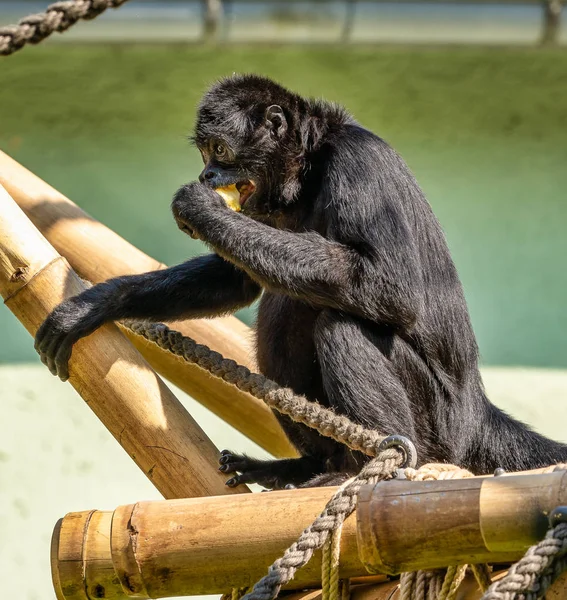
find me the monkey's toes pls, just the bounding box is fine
[218,451,249,474]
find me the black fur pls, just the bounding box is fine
[35,74,567,488]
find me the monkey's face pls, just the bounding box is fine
[192,75,302,221]
[196,137,260,214]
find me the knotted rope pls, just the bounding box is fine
[122,321,406,600]
[398,464,489,600]
[0,0,130,56]
[242,449,403,600]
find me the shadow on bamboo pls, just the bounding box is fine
[0,183,248,506]
[0,149,296,458]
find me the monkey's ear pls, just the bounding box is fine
[265,105,287,137]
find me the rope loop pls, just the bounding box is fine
[378,435,418,469]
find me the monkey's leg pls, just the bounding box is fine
[218,451,326,489]
[313,310,418,464]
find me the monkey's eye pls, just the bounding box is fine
[214,143,227,158]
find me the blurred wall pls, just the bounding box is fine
[1,46,566,367]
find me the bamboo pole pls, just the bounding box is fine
[0,150,296,458]
[51,470,567,599]
[0,183,247,501]
[357,469,567,574]
[51,487,362,598]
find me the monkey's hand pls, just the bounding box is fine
[34,296,106,382]
[171,182,230,239]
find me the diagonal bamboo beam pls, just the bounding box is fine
[0,150,296,458]
[0,183,248,504]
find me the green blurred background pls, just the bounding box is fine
[2,45,567,367]
[1,2,567,599]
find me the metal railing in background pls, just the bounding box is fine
[221,0,564,46]
[0,0,564,46]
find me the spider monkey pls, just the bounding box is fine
[35,74,567,489]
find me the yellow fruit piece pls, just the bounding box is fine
[215,184,241,212]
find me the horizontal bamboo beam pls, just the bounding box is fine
[51,470,567,599]
[51,487,363,598]
[0,183,245,502]
[357,469,567,574]
[0,150,296,458]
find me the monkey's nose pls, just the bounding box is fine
[199,169,218,184]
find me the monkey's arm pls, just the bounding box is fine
[172,183,421,329]
[35,254,260,380]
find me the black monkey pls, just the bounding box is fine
[35,75,567,488]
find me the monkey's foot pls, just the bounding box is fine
[218,450,293,490]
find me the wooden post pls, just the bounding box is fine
[202,0,224,42]
[541,0,563,46]
[0,183,246,500]
[51,470,567,599]
[0,150,296,458]
[342,0,356,42]
[357,469,567,574]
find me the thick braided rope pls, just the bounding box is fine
[0,0,130,56]
[438,565,467,600]
[124,321,388,457]
[471,564,494,593]
[241,450,403,600]
[404,463,474,481]
[480,523,567,600]
[321,507,346,600]
[400,570,444,600]
[400,572,419,600]
[399,465,485,600]
[427,572,443,600]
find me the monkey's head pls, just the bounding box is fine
[193,74,309,219]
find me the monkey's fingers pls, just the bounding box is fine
[35,321,62,376]
[34,316,53,354]
[224,471,267,487]
[36,334,72,381]
[43,334,64,378]
[52,341,74,382]
[35,319,78,381]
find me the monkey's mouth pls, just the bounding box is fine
[236,180,256,206]
[214,180,256,212]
